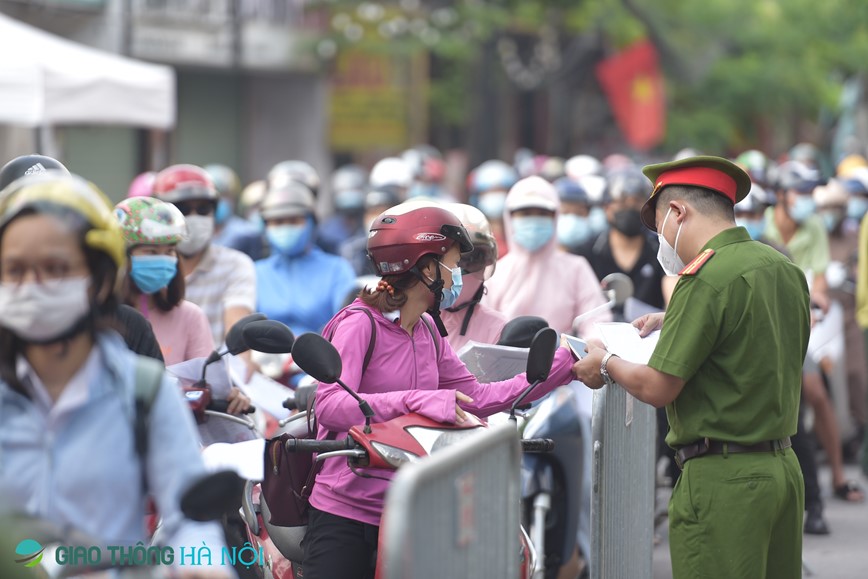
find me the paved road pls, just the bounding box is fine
[652,463,868,578]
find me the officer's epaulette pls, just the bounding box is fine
[679,248,715,276]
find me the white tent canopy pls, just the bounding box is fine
[0,13,175,130]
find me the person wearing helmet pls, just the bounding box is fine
[206,163,265,262]
[317,164,369,255]
[576,173,610,238]
[469,160,519,258]
[0,154,69,191]
[403,145,450,200]
[267,160,320,197]
[564,154,603,181]
[255,181,356,339]
[339,185,404,276]
[153,164,257,350]
[586,167,668,311]
[483,176,612,337]
[735,149,773,189]
[303,204,580,579]
[553,177,594,252]
[0,172,230,575]
[437,203,507,351]
[765,160,830,310]
[238,179,268,228]
[1,156,165,361]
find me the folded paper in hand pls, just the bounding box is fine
[595,322,661,365]
[458,341,529,383]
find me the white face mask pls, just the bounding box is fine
[656,207,686,276]
[0,277,91,342]
[177,215,214,256]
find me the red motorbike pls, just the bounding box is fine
[229,328,558,579]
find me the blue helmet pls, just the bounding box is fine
[553,177,589,204]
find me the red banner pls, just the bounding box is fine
[595,40,666,151]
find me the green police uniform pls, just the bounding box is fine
[649,226,811,579]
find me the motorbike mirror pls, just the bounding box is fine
[526,327,558,383]
[601,272,634,308]
[225,313,267,355]
[242,320,295,354]
[292,333,343,384]
[497,316,550,349]
[180,470,245,522]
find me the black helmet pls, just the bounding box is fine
[0,154,70,192]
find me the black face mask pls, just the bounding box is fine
[611,208,644,237]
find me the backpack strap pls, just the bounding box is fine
[133,355,165,495]
[420,315,441,360]
[325,306,377,375]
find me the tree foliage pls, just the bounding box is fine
[315,0,868,156]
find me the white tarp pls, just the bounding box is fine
[0,13,175,129]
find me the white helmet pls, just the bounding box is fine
[565,155,603,180]
[445,202,497,279]
[369,157,414,189]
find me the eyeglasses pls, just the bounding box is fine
[1,259,89,286]
[174,202,214,216]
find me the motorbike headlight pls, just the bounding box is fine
[405,426,485,455]
[371,442,421,468]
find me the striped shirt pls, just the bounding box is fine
[184,244,256,347]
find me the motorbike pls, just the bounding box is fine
[201,326,561,579]
[512,273,633,579]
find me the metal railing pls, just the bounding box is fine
[380,423,522,579]
[590,383,656,579]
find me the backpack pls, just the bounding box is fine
[261,307,439,526]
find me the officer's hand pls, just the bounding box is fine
[455,391,474,423]
[633,312,665,337]
[571,344,607,389]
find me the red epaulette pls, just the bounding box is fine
[678,248,715,276]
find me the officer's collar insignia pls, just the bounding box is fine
[679,248,715,276]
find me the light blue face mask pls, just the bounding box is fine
[266,221,313,257]
[557,213,592,248]
[735,218,765,240]
[130,255,178,294]
[477,192,507,220]
[436,261,463,309]
[788,195,816,224]
[588,206,609,235]
[848,197,868,221]
[215,199,232,226]
[512,215,555,252]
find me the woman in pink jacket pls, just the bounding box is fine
[303,204,578,579]
[483,176,612,337]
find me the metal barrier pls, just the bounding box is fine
[590,383,656,579]
[380,423,522,579]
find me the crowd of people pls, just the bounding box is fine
[0,140,866,578]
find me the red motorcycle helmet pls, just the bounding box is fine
[152,164,217,204]
[367,204,473,276]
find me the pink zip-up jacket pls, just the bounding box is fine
[308,298,575,526]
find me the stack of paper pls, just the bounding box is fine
[595,322,661,365]
[457,341,529,383]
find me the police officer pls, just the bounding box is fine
[572,156,810,578]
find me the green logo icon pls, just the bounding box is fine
[15,539,44,567]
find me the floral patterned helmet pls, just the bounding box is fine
[114,197,187,248]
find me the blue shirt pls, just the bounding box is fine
[0,332,226,555]
[255,247,358,336]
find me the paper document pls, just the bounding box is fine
[458,341,529,383]
[201,439,265,482]
[227,354,294,420]
[596,322,661,365]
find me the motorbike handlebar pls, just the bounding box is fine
[207,399,257,414]
[285,438,356,453]
[521,438,555,453]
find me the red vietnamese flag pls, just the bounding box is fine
[595,40,666,151]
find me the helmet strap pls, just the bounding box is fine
[411,262,449,337]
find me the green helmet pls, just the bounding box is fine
[114,197,187,247]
